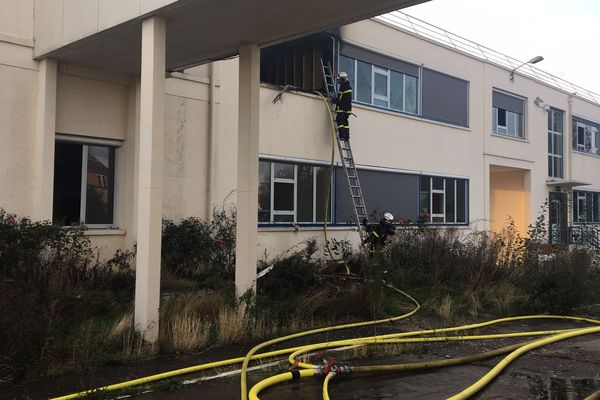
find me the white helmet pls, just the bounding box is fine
[337,72,348,80]
[383,212,394,222]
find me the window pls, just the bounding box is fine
[421,68,469,126]
[548,108,564,178]
[573,190,600,223]
[260,34,336,91]
[339,54,418,114]
[572,117,600,156]
[53,141,116,227]
[419,176,469,224]
[492,90,524,139]
[335,168,419,224]
[258,160,332,224]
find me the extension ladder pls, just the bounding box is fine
[320,59,369,240]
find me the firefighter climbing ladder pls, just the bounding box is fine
[320,60,368,240]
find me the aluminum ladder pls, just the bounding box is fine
[320,59,369,240]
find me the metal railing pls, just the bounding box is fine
[375,11,600,106]
[568,225,600,251]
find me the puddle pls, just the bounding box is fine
[526,374,600,400]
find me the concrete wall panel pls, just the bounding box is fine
[56,72,129,140]
[63,0,99,44]
[0,0,34,39]
[0,65,38,216]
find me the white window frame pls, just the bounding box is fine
[574,121,598,154]
[576,191,587,223]
[262,161,333,224]
[548,108,564,178]
[372,66,390,108]
[430,177,446,223]
[271,163,296,223]
[53,137,119,229]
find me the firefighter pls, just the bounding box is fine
[332,72,352,140]
[363,212,396,253]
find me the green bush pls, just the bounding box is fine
[161,207,236,294]
[0,209,135,381]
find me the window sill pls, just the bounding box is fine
[572,149,600,159]
[258,224,355,232]
[84,228,126,236]
[490,133,529,143]
[353,102,471,132]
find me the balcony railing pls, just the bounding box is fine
[375,11,600,106]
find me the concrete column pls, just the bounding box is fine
[33,58,57,221]
[235,44,260,299]
[134,16,165,343]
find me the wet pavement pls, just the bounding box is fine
[4,318,600,399]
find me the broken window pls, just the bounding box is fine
[260,33,336,92]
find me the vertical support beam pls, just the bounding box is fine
[135,16,165,343]
[33,58,57,221]
[235,44,260,299]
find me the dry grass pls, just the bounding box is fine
[435,294,454,321]
[167,310,211,353]
[217,306,245,345]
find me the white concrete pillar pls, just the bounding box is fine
[134,16,166,343]
[33,58,57,221]
[235,44,260,299]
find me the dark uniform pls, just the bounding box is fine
[363,218,396,253]
[332,79,352,140]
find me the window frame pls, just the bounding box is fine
[339,55,419,116]
[547,107,564,178]
[259,159,333,225]
[491,90,525,139]
[54,137,119,228]
[572,118,599,156]
[420,175,469,225]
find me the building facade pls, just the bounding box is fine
[2,0,599,336]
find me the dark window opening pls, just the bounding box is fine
[260,33,336,92]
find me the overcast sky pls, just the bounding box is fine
[402,0,600,95]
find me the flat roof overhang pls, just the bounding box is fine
[546,179,592,188]
[37,0,428,75]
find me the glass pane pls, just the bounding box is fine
[516,113,523,138]
[507,111,516,136]
[273,214,294,223]
[419,176,430,222]
[547,109,552,130]
[432,192,444,215]
[53,142,83,226]
[390,71,404,111]
[596,129,600,155]
[445,178,455,223]
[547,132,553,154]
[297,165,313,222]
[432,216,445,223]
[456,180,466,223]
[432,177,444,190]
[374,71,387,97]
[85,146,115,225]
[315,166,332,222]
[258,161,271,222]
[339,56,355,97]
[548,157,553,177]
[273,162,294,179]
[497,108,507,127]
[273,182,294,211]
[404,75,417,114]
[356,61,372,103]
[554,110,563,133]
[554,157,563,179]
[492,107,498,132]
[374,98,388,107]
[554,134,563,156]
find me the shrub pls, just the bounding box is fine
[161,207,236,294]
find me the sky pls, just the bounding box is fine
[402,0,600,95]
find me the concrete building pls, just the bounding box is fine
[2,1,600,339]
